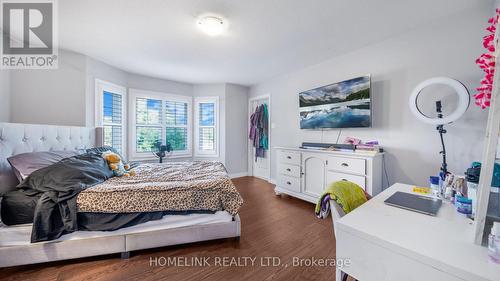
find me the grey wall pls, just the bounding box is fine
[128,73,193,97]
[191,83,250,175]
[9,50,195,128]
[10,50,87,126]
[85,56,129,127]
[84,57,194,127]
[249,7,490,187]
[6,51,248,174]
[225,84,249,175]
[0,70,10,122]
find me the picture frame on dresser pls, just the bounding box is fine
[274,147,383,203]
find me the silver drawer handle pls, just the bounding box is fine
[287,156,292,159]
[341,163,349,167]
[286,168,291,172]
[286,181,291,185]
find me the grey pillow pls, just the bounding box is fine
[7,150,80,182]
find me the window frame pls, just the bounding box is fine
[129,89,192,161]
[194,96,219,157]
[95,79,127,157]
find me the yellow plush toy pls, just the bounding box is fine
[102,151,136,177]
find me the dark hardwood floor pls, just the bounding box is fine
[0,177,339,281]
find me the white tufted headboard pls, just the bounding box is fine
[0,123,95,194]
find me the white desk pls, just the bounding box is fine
[335,183,500,281]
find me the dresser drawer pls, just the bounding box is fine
[327,156,366,175]
[278,163,301,178]
[277,175,301,193]
[326,171,366,190]
[278,150,301,165]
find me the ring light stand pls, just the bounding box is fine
[436,100,448,175]
[409,77,470,177]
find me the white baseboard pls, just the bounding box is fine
[229,172,248,179]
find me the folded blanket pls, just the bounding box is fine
[315,181,367,219]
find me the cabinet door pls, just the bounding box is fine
[301,152,327,197]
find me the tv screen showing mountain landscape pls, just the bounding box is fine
[299,75,371,129]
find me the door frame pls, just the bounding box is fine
[248,94,271,182]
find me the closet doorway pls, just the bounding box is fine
[248,95,271,182]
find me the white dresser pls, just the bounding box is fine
[275,147,384,203]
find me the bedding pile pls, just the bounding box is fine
[14,152,243,243]
[18,153,114,242]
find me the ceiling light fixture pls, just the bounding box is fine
[197,15,226,36]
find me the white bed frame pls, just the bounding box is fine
[0,122,241,268]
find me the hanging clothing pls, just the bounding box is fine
[249,103,269,161]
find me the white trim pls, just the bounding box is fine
[248,94,272,182]
[94,79,127,157]
[129,89,192,161]
[194,96,219,157]
[274,186,317,204]
[229,172,248,179]
[249,94,271,101]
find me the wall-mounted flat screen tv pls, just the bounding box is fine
[299,75,371,129]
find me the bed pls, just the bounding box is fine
[0,122,242,268]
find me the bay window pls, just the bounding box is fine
[129,89,192,160]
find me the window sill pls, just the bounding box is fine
[194,154,220,158]
[130,153,193,162]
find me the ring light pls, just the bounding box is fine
[409,77,470,125]
[409,77,470,178]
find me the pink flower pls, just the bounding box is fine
[475,10,500,109]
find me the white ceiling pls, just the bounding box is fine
[59,0,485,86]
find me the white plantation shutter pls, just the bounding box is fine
[103,125,122,152]
[165,101,189,151]
[198,103,215,150]
[96,80,126,155]
[199,127,215,150]
[195,97,218,156]
[135,98,162,152]
[103,92,123,152]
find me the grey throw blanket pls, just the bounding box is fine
[18,153,113,243]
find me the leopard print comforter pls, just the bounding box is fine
[76,161,243,215]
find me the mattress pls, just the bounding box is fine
[0,190,39,225]
[0,190,216,232]
[0,211,233,246]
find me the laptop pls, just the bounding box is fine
[384,191,442,216]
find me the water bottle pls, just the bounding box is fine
[430,176,440,197]
[467,182,478,217]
